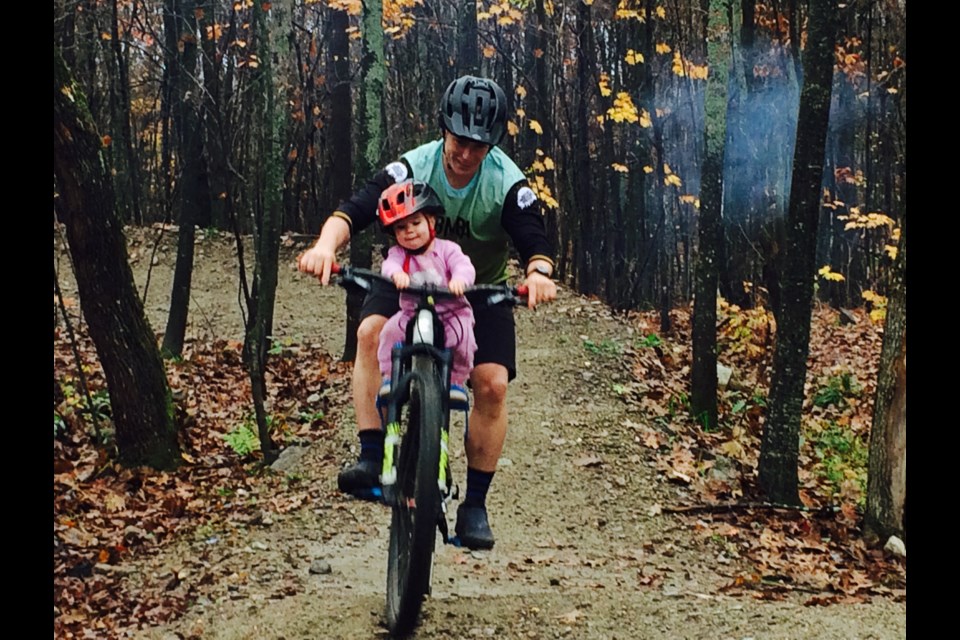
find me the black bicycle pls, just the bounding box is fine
[332,264,526,637]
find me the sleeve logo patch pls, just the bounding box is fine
[517,186,537,209]
[385,162,408,182]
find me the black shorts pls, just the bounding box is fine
[360,286,517,381]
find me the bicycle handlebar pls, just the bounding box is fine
[331,263,528,308]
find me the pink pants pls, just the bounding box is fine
[378,306,477,385]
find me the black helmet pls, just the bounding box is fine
[438,75,508,146]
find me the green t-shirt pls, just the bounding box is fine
[401,140,526,284]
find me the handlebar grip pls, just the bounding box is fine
[331,263,341,275]
[516,285,529,297]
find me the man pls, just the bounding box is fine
[298,75,556,550]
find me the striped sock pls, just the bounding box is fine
[464,467,494,508]
[358,429,384,463]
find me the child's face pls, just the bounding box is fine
[392,213,433,251]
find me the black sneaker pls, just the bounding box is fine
[455,503,495,550]
[337,459,382,501]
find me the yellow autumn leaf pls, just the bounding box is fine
[639,109,652,128]
[596,114,605,125]
[861,290,886,305]
[611,163,629,173]
[507,121,520,136]
[817,265,845,282]
[887,87,898,94]
[663,163,673,174]
[532,175,560,209]
[543,157,555,170]
[643,165,654,174]
[656,6,666,19]
[516,85,527,99]
[884,244,898,260]
[689,62,709,80]
[531,160,545,172]
[664,174,682,188]
[598,73,612,97]
[625,49,644,65]
[516,107,526,118]
[679,195,697,204]
[656,42,671,54]
[529,120,543,135]
[606,92,639,123]
[101,31,112,40]
[483,44,496,58]
[672,51,686,77]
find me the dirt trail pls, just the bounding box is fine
[88,232,904,640]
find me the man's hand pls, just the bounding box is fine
[392,272,411,290]
[298,243,337,284]
[522,271,557,309]
[297,216,350,285]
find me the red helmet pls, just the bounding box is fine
[378,179,443,228]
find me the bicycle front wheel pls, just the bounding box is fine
[385,356,443,637]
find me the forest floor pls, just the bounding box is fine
[53,227,906,639]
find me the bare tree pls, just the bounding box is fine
[759,0,838,504]
[55,48,180,470]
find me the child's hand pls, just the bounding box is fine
[392,272,411,290]
[448,278,466,296]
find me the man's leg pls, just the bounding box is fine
[455,363,509,549]
[337,313,389,498]
[354,314,389,430]
[465,363,509,471]
[455,301,515,550]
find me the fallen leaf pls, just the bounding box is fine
[556,609,584,624]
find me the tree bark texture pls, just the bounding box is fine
[54,50,180,470]
[690,0,729,432]
[163,0,204,358]
[573,1,596,295]
[759,0,837,505]
[457,0,478,77]
[343,0,385,362]
[865,215,906,541]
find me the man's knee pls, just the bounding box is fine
[471,365,509,408]
[357,315,387,352]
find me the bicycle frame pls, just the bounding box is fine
[331,263,525,636]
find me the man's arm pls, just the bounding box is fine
[297,160,411,284]
[500,182,557,308]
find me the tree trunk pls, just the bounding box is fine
[690,0,728,432]
[343,0,385,362]
[458,0,478,77]
[54,49,180,470]
[241,0,287,463]
[573,1,595,295]
[110,0,143,224]
[864,212,906,542]
[163,0,205,358]
[759,0,837,505]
